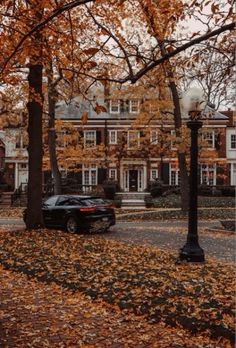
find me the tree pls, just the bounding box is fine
[0,0,235,226]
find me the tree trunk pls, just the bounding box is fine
[47,61,62,195]
[26,62,44,228]
[25,4,44,229]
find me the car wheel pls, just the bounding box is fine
[66,216,78,233]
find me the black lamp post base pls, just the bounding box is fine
[179,244,205,262]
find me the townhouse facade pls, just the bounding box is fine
[54,87,232,193]
[0,86,234,194]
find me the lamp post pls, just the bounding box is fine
[179,88,206,262]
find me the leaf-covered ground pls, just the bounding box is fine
[0,228,235,347]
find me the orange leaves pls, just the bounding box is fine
[81,111,88,125]
[83,47,100,55]
[94,103,107,114]
[0,225,235,346]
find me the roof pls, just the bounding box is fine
[55,97,229,122]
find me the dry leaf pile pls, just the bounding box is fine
[0,228,235,347]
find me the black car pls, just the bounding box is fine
[24,195,116,233]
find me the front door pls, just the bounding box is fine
[129,170,138,191]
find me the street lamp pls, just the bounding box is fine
[179,87,206,262]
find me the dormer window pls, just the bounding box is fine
[110,100,120,114]
[129,100,139,113]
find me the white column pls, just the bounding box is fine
[120,163,123,190]
[143,163,147,191]
[14,162,19,189]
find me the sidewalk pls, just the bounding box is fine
[0,265,234,348]
[0,228,235,347]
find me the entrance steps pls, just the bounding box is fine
[115,192,150,209]
[0,192,13,207]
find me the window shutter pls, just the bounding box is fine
[214,133,221,150]
[162,163,169,184]
[120,100,125,113]
[98,168,107,184]
[96,130,102,145]
[216,166,224,185]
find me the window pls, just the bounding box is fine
[109,168,117,180]
[129,100,139,113]
[170,163,179,186]
[109,130,117,144]
[230,134,236,149]
[110,100,120,114]
[201,164,216,185]
[150,130,158,145]
[128,130,140,149]
[202,131,215,148]
[15,133,26,149]
[84,131,96,147]
[19,163,27,169]
[171,130,176,149]
[82,164,97,191]
[150,169,158,180]
[44,196,58,207]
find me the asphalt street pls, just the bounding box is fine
[0,219,234,263]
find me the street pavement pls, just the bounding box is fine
[0,218,234,263]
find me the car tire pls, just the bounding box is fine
[66,216,78,233]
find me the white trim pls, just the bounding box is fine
[230,162,236,186]
[109,168,117,180]
[200,163,216,185]
[202,130,215,149]
[82,164,97,191]
[109,100,120,114]
[109,130,117,144]
[128,130,140,149]
[150,168,158,180]
[150,130,158,145]
[129,100,139,113]
[84,130,96,147]
[230,134,236,150]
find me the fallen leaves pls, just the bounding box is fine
[0,228,235,347]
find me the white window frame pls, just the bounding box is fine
[15,133,26,149]
[82,164,97,191]
[150,169,158,181]
[150,130,158,145]
[169,163,179,186]
[129,100,139,113]
[109,130,117,144]
[230,134,236,149]
[128,130,140,149]
[110,100,120,114]
[84,130,96,148]
[109,168,117,181]
[200,164,216,185]
[202,130,215,148]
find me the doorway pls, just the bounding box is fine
[129,170,138,191]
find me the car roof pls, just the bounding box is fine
[46,195,103,200]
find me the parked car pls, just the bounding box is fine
[23,195,116,233]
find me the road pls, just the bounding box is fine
[0,218,234,263]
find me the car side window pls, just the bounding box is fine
[44,196,58,206]
[57,197,70,206]
[68,198,82,206]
